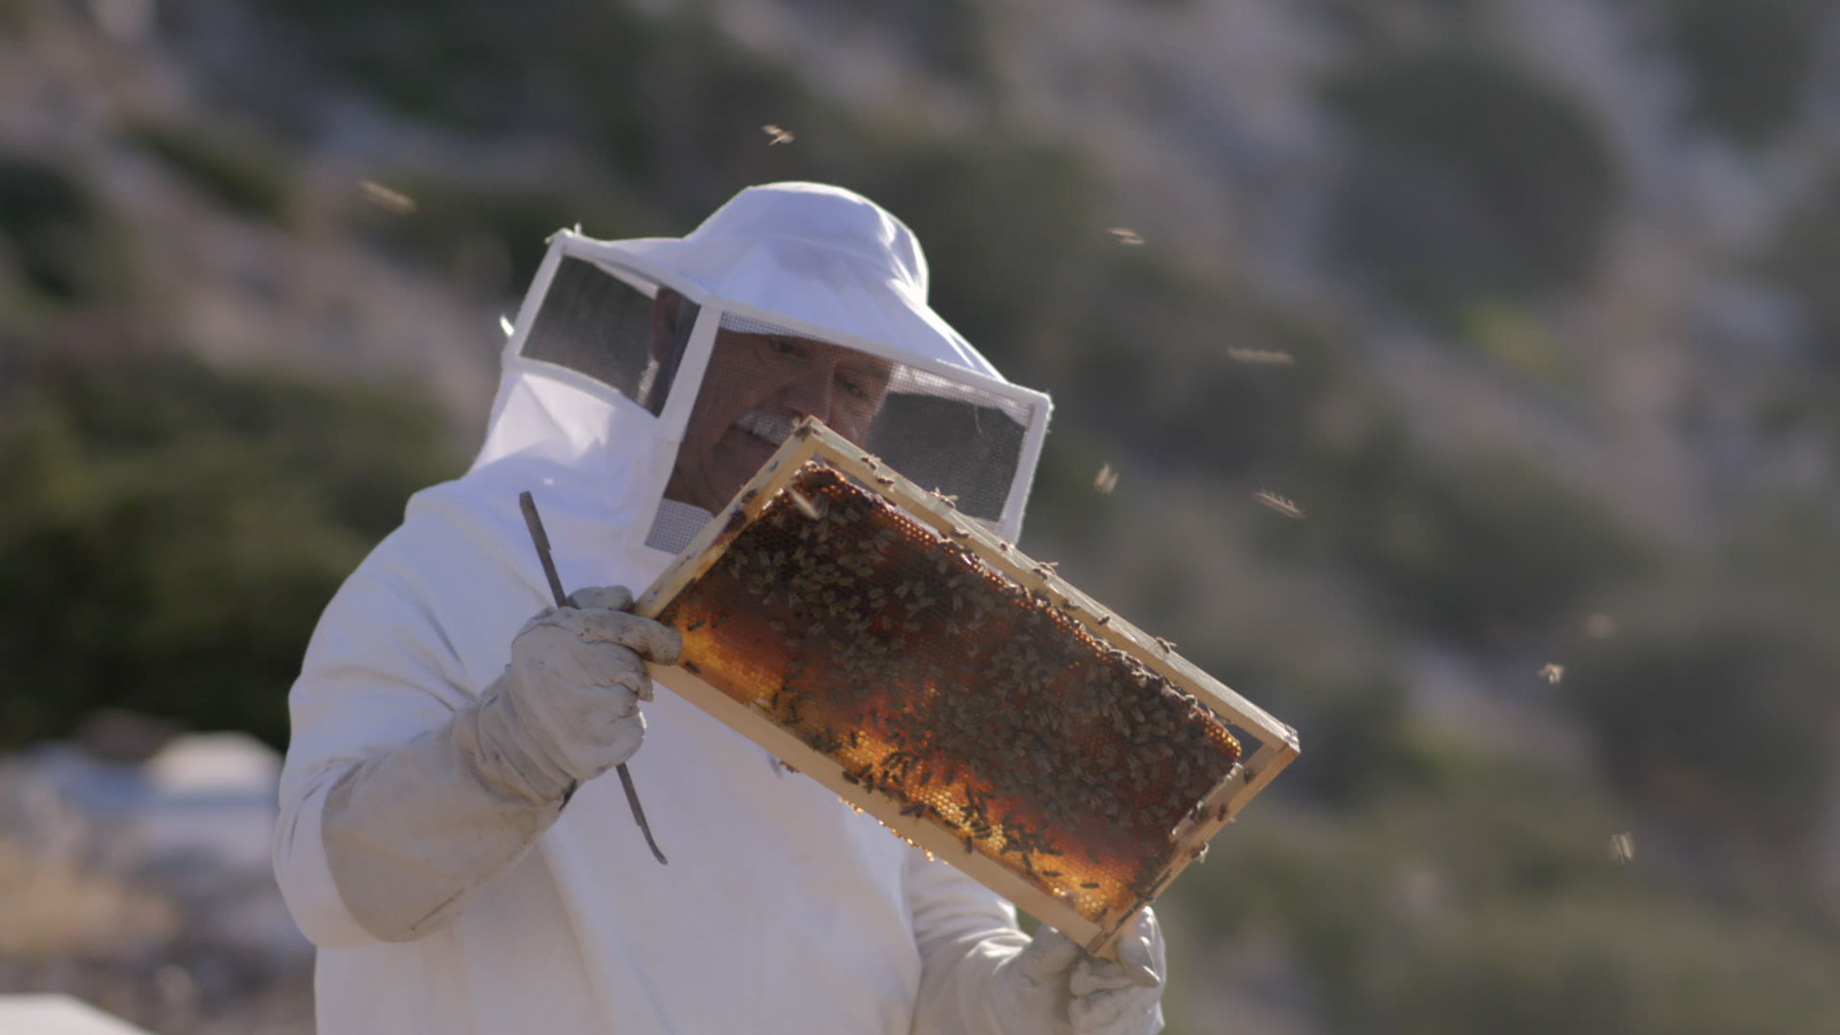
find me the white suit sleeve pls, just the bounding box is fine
[906,848,1030,1035]
[272,532,523,948]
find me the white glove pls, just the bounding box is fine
[481,585,681,801]
[320,586,679,941]
[991,911,1167,1035]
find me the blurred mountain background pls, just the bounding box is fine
[4,0,1840,1031]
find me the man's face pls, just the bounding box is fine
[665,326,893,513]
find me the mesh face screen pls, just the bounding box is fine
[656,461,1242,920]
[697,313,1030,525]
[520,257,694,413]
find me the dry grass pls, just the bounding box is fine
[0,838,179,960]
[0,757,313,1034]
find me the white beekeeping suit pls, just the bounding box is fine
[272,182,1165,1034]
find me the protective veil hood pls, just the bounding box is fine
[458,181,1051,582]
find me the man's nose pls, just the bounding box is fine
[783,359,838,421]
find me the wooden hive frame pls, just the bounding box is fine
[636,418,1299,955]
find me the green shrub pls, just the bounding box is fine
[1263,419,1651,647]
[1172,747,1641,1029]
[123,121,292,223]
[1024,248,1350,484]
[1454,297,1577,388]
[0,0,30,32]
[353,174,664,300]
[1382,896,1840,1034]
[1322,49,1621,308]
[851,132,1108,377]
[1171,743,1840,1035]
[0,348,460,748]
[0,153,129,303]
[265,0,547,130]
[1767,169,1840,393]
[1566,574,1840,847]
[1666,0,1825,146]
[267,0,838,195]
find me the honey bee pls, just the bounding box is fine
[1093,463,1120,495]
[1608,832,1636,864]
[786,487,821,520]
[1226,347,1295,366]
[1252,490,1304,520]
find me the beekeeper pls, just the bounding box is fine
[273,182,1168,1034]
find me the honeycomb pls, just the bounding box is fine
[656,461,1242,921]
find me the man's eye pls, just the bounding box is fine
[839,378,868,400]
[769,339,804,358]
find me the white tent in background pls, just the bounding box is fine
[0,994,154,1034]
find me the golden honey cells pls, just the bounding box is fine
[658,462,1242,921]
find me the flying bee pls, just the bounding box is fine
[786,487,821,520]
[1252,489,1304,520]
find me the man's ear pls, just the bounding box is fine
[651,287,684,365]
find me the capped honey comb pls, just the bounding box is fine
[639,419,1297,953]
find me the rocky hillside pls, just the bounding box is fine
[6,1,1840,1031]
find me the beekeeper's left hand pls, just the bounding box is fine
[991,910,1165,1034]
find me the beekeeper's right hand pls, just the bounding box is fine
[481,585,682,802]
[318,586,679,943]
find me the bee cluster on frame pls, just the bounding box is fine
[659,461,1243,921]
